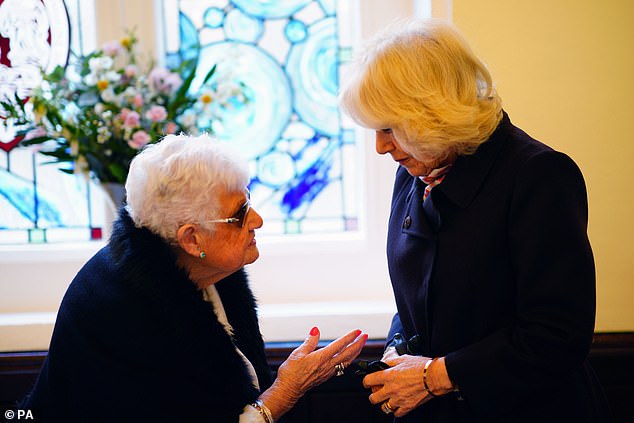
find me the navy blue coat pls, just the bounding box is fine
[22,210,273,422]
[386,113,609,422]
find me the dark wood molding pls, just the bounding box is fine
[1,333,633,422]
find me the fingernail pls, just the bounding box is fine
[362,334,369,342]
[310,326,319,336]
[354,329,362,337]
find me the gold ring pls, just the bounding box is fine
[381,401,394,414]
[334,362,345,376]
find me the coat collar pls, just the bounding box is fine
[436,111,511,208]
[109,208,197,301]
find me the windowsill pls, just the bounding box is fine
[0,241,106,262]
[0,300,396,352]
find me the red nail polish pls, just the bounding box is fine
[362,334,369,341]
[310,326,319,336]
[354,329,362,337]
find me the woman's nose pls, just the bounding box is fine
[248,207,264,230]
[375,132,394,155]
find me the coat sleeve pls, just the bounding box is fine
[443,150,596,418]
[386,313,404,349]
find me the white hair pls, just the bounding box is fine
[125,133,249,243]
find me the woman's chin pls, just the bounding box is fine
[244,248,260,266]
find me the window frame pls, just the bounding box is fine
[0,0,435,351]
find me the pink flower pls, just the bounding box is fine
[128,130,151,149]
[148,67,170,92]
[164,73,183,93]
[102,41,122,57]
[145,105,167,122]
[123,111,140,129]
[165,122,178,134]
[148,67,183,94]
[119,107,132,121]
[124,64,138,78]
[132,94,143,108]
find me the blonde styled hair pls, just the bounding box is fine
[125,133,249,243]
[340,19,502,159]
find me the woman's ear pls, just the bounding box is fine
[176,224,201,257]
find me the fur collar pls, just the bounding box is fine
[108,208,272,390]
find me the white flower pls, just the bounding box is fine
[88,56,113,74]
[100,88,116,103]
[104,71,121,82]
[179,112,197,129]
[97,126,111,144]
[84,73,97,86]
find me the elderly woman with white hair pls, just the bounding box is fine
[340,19,609,422]
[21,134,367,421]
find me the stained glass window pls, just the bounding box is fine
[159,0,359,235]
[0,0,106,244]
[0,0,359,244]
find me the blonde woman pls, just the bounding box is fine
[340,19,609,422]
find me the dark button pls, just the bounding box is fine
[403,216,412,229]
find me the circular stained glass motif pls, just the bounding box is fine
[258,151,295,187]
[286,17,338,136]
[189,42,292,160]
[203,7,224,28]
[224,8,262,42]
[231,0,311,19]
[285,19,307,43]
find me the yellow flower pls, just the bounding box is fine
[120,37,133,49]
[97,80,109,91]
[200,92,213,104]
[32,102,46,124]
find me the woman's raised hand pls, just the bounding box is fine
[259,327,367,419]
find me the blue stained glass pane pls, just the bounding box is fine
[190,42,292,159]
[224,8,263,42]
[179,12,199,62]
[231,0,312,19]
[287,18,339,136]
[162,0,357,235]
[0,0,108,244]
[318,0,337,16]
[257,151,295,188]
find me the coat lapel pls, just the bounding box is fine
[437,112,510,209]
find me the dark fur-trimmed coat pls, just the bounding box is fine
[22,210,273,422]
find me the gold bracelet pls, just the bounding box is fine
[423,358,438,397]
[251,399,274,423]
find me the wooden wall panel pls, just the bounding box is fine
[1,335,632,422]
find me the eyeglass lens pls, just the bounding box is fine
[235,201,250,228]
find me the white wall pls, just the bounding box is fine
[0,0,427,352]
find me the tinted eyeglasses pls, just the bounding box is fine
[206,192,251,228]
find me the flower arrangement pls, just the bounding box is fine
[0,32,247,184]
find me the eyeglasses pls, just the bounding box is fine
[206,192,251,228]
